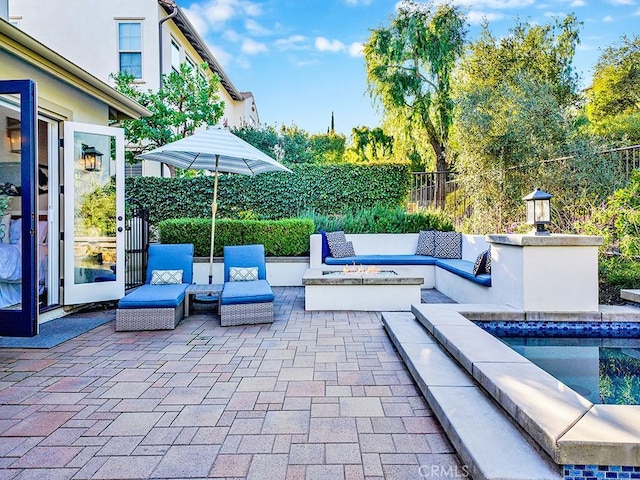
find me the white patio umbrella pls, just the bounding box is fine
[136,127,292,283]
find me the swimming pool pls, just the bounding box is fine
[476,321,640,405]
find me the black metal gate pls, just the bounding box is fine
[124,198,149,290]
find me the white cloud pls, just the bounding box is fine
[348,42,364,57]
[241,38,268,55]
[315,37,346,53]
[544,10,566,17]
[208,44,233,68]
[635,7,640,13]
[577,43,597,51]
[608,0,635,4]
[203,0,235,24]
[183,5,210,36]
[245,19,271,36]
[275,35,308,51]
[445,0,535,8]
[222,29,241,43]
[467,10,504,24]
[185,0,264,32]
[602,15,614,21]
[570,0,587,6]
[344,0,373,5]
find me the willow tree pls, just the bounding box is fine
[364,0,466,208]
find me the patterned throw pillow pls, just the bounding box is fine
[485,248,491,274]
[325,230,347,257]
[434,231,462,259]
[415,230,435,256]
[473,250,489,276]
[326,231,354,258]
[150,269,183,285]
[229,266,259,282]
[329,241,356,258]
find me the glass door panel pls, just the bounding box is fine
[63,122,125,304]
[0,80,38,337]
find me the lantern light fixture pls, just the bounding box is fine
[81,143,103,171]
[6,117,20,153]
[523,187,552,236]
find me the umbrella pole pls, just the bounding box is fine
[209,154,220,284]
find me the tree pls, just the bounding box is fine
[349,126,394,162]
[364,0,466,208]
[309,132,346,163]
[233,124,347,164]
[112,62,225,165]
[585,35,640,142]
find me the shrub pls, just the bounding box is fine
[158,217,314,257]
[575,170,640,258]
[600,256,640,289]
[125,162,411,225]
[303,206,453,233]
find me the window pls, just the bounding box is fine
[118,22,142,79]
[185,55,197,76]
[171,39,180,72]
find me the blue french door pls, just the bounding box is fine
[0,80,38,337]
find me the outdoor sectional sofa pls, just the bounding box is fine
[309,232,492,303]
[116,243,194,331]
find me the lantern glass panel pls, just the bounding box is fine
[526,201,535,224]
[535,199,550,223]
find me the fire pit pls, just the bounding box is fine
[302,266,424,311]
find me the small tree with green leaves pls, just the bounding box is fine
[451,16,590,233]
[112,62,225,165]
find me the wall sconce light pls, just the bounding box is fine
[523,187,552,236]
[6,117,21,153]
[81,143,103,171]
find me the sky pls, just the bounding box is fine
[181,0,640,136]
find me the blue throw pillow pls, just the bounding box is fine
[319,230,331,262]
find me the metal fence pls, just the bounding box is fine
[124,198,149,290]
[410,144,640,223]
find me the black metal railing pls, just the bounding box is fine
[410,144,640,225]
[124,198,149,290]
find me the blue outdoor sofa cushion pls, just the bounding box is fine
[118,283,188,309]
[324,254,438,266]
[221,279,275,305]
[435,259,492,287]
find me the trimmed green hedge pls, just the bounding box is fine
[158,217,314,257]
[126,163,411,224]
[306,206,453,233]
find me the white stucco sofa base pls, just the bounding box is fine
[310,233,603,313]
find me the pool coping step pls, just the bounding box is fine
[396,304,640,469]
[382,311,562,480]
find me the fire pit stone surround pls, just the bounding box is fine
[302,266,424,311]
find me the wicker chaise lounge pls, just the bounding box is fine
[220,244,275,327]
[116,243,194,331]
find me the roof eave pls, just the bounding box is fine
[161,3,245,102]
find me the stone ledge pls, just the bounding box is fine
[410,302,640,466]
[621,289,640,304]
[473,362,592,461]
[383,312,562,480]
[486,234,604,247]
[487,233,603,247]
[557,405,640,466]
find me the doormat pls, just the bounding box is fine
[0,316,113,349]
